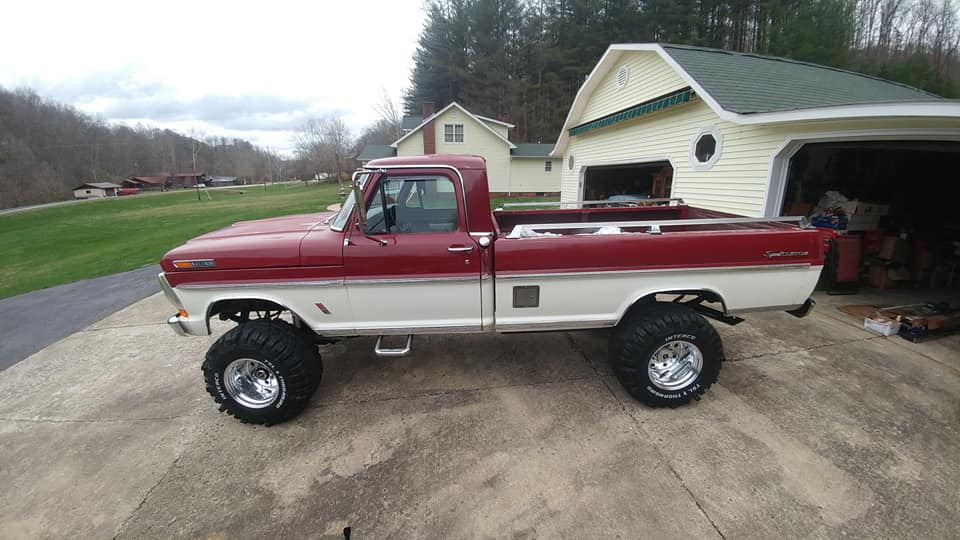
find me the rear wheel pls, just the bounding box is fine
[202,319,321,425]
[610,303,723,406]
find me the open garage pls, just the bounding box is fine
[582,161,673,201]
[553,44,960,293]
[782,140,960,234]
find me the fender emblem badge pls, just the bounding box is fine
[764,250,808,258]
[315,303,331,315]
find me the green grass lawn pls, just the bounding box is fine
[0,186,559,299]
[0,184,343,299]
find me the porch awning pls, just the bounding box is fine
[569,88,695,137]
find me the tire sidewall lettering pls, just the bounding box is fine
[664,333,697,343]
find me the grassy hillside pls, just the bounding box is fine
[0,184,559,299]
[0,184,342,299]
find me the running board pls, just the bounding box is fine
[374,335,413,357]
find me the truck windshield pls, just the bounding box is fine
[329,173,370,231]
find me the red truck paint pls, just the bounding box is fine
[159,154,829,424]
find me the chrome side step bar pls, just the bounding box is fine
[374,335,413,357]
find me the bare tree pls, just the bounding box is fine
[295,115,354,190]
[353,89,404,154]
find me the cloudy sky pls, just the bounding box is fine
[0,0,425,154]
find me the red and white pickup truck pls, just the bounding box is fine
[159,155,827,425]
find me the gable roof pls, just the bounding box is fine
[554,43,960,155]
[476,114,516,128]
[511,143,555,157]
[660,44,940,113]
[74,182,121,190]
[401,115,422,130]
[128,176,168,185]
[390,102,517,149]
[356,144,397,161]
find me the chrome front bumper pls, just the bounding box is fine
[159,272,196,336]
[167,314,189,336]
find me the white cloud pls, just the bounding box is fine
[0,0,425,154]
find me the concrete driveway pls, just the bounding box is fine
[0,291,957,538]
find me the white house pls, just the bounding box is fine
[357,102,559,196]
[72,182,121,199]
[553,43,960,217]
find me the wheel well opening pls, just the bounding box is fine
[207,299,289,327]
[623,290,727,322]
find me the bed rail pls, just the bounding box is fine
[505,215,807,237]
[495,198,685,211]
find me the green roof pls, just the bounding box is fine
[510,143,555,157]
[660,44,943,113]
[569,89,693,136]
[401,116,423,130]
[356,144,396,161]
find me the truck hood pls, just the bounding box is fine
[160,212,337,272]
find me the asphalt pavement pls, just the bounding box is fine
[0,264,161,370]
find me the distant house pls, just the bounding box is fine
[357,102,559,196]
[209,176,238,186]
[166,172,207,188]
[122,172,208,190]
[123,176,169,190]
[73,182,121,199]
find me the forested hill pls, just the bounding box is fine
[404,0,960,145]
[0,88,280,209]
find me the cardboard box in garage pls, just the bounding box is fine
[878,236,910,263]
[870,264,912,289]
[852,202,889,216]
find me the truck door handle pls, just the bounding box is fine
[447,246,474,253]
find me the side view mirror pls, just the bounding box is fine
[351,171,367,230]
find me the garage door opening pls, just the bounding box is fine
[781,140,960,290]
[583,161,673,201]
[782,141,960,234]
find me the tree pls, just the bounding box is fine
[295,115,354,189]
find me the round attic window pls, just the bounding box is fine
[615,65,630,89]
[689,126,723,171]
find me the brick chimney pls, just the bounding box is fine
[422,102,436,155]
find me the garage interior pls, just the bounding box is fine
[583,161,673,201]
[781,140,960,293]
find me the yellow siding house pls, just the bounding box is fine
[553,43,960,216]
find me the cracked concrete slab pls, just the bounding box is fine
[0,289,958,538]
[0,416,197,539]
[115,379,721,539]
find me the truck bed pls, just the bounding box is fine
[492,203,797,236]
[489,203,826,325]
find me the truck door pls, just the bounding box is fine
[343,173,482,333]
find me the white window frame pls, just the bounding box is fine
[689,125,723,171]
[544,160,553,173]
[444,123,464,144]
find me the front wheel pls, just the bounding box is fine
[202,319,321,425]
[610,303,723,407]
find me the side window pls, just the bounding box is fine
[364,176,459,234]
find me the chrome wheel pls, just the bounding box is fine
[648,340,703,391]
[223,358,279,409]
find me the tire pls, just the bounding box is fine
[610,303,723,407]
[202,319,321,425]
